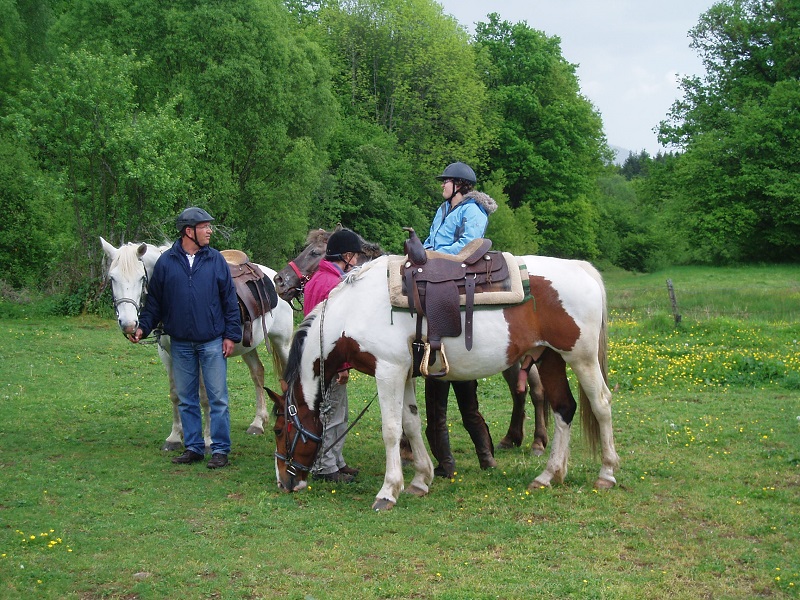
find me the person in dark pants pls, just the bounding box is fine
[422,162,498,478]
[129,207,241,469]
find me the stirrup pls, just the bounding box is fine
[421,342,449,378]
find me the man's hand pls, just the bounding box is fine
[127,328,143,343]
[222,338,235,358]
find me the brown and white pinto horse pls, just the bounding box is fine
[273,228,550,454]
[268,254,619,511]
[101,237,293,450]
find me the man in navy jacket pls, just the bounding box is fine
[130,207,241,469]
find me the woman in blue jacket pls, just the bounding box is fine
[423,162,498,478]
[130,207,241,469]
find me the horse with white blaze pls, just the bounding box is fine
[268,252,619,511]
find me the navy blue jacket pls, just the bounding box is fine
[139,240,242,344]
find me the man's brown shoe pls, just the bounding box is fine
[339,464,359,476]
[313,470,354,483]
[207,453,229,469]
[172,450,204,464]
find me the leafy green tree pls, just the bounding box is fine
[7,47,204,278]
[659,0,800,263]
[49,0,339,265]
[316,0,492,208]
[474,14,610,259]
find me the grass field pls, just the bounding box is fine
[1,264,798,599]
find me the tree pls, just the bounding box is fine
[659,0,800,263]
[474,14,610,259]
[48,0,339,265]
[7,47,204,278]
[315,0,492,212]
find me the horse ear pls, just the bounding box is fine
[265,386,285,404]
[136,243,148,259]
[100,236,118,259]
[334,223,343,232]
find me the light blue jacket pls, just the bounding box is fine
[423,191,498,255]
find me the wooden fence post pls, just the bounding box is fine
[666,279,681,325]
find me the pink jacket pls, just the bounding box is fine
[303,259,345,316]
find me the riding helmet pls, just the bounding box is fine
[176,207,215,232]
[435,162,477,184]
[326,228,362,259]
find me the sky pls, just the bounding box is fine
[436,0,717,157]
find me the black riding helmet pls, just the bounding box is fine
[435,162,477,185]
[176,207,215,232]
[326,228,362,259]
[176,207,215,248]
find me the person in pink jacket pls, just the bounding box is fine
[303,228,363,483]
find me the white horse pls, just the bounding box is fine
[268,253,618,511]
[100,237,294,451]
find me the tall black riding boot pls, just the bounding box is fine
[453,380,497,469]
[425,378,455,478]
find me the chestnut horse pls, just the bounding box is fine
[101,237,293,450]
[268,254,619,510]
[273,227,549,454]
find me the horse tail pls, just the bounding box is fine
[270,348,287,387]
[579,261,608,457]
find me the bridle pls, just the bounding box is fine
[274,386,323,483]
[285,260,311,311]
[110,260,150,336]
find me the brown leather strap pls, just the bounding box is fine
[464,274,476,351]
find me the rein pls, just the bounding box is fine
[274,387,323,478]
[286,261,310,312]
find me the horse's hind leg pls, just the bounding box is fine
[199,373,212,452]
[240,350,267,435]
[163,365,184,452]
[529,350,575,489]
[498,364,548,455]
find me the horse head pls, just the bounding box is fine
[100,237,152,336]
[266,385,321,493]
[273,225,384,306]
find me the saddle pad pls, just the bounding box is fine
[387,252,527,309]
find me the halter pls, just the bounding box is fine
[274,386,323,481]
[110,260,149,336]
[286,261,311,311]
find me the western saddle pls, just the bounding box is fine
[401,228,511,377]
[220,250,278,348]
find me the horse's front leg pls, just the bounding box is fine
[160,347,183,452]
[198,371,211,452]
[401,378,433,497]
[240,350,267,435]
[372,372,408,511]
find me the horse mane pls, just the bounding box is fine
[283,313,316,387]
[303,227,384,259]
[113,243,146,278]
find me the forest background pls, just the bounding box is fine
[0,0,797,312]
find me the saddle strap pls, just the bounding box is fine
[464,274,476,351]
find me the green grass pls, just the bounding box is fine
[1,265,799,599]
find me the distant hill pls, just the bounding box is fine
[610,145,633,165]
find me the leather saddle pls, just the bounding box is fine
[401,228,510,377]
[221,250,278,348]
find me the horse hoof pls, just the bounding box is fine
[246,425,264,436]
[372,498,396,511]
[161,441,183,452]
[527,479,550,491]
[403,484,428,497]
[594,478,615,490]
[497,436,521,450]
[530,442,545,456]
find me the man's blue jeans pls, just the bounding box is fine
[170,337,231,456]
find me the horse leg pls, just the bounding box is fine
[498,365,525,449]
[159,345,184,452]
[498,364,549,455]
[571,361,619,489]
[529,350,575,490]
[372,371,410,511]
[199,372,211,453]
[401,378,434,498]
[240,350,268,435]
[527,366,548,456]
